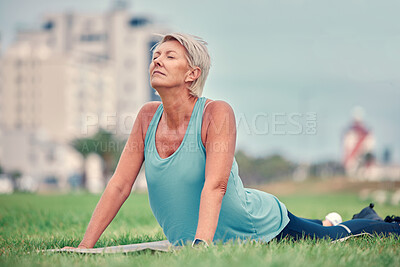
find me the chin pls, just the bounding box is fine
[150,76,167,87]
[150,79,160,88]
[150,81,163,90]
[151,80,175,91]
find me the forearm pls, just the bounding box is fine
[194,187,225,244]
[79,182,129,248]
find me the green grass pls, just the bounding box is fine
[0,192,399,267]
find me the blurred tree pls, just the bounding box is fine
[309,161,345,178]
[10,170,22,180]
[235,150,295,185]
[9,170,22,189]
[0,164,3,174]
[70,137,96,189]
[71,128,126,189]
[91,128,125,181]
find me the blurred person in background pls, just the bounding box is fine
[64,33,400,249]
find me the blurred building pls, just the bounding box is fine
[0,129,81,191]
[342,107,400,181]
[0,46,116,141]
[0,2,168,190]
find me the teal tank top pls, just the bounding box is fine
[144,97,290,246]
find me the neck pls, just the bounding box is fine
[157,88,198,129]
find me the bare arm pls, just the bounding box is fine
[69,104,155,248]
[194,101,237,244]
[77,179,135,248]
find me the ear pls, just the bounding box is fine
[185,67,201,83]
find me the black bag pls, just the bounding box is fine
[352,203,384,221]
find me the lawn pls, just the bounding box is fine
[0,192,399,267]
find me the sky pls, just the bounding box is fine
[1,0,399,163]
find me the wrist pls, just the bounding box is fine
[78,242,90,249]
[191,238,209,248]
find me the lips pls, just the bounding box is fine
[152,70,165,76]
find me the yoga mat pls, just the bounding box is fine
[45,240,177,254]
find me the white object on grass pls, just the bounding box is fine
[325,212,342,226]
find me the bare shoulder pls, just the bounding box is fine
[204,100,235,121]
[202,100,236,139]
[139,101,162,115]
[138,101,162,120]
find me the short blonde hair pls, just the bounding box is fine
[152,33,211,97]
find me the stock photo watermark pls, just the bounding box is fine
[236,112,317,135]
[81,112,318,136]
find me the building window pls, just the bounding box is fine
[80,34,107,42]
[43,21,54,30]
[128,17,149,27]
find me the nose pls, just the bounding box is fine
[150,56,162,74]
[152,56,162,67]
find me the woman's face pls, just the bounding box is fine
[149,40,192,91]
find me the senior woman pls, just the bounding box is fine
[68,33,399,249]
